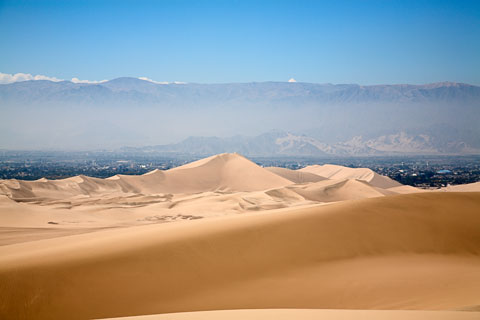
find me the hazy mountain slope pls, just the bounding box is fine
[126,131,331,156]
[126,130,480,156]
[1,79,479,150]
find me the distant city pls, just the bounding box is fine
[1,150,479,189]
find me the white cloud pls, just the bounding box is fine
[288,78,297,83]
[0,72,108,84]
[0,72,185,85]
[138,77,186,85]
[138,77,170,84]
[71,77,107,84]
[0,72,62,84]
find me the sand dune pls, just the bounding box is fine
[1,154,479,319]
[442,181,480,192]
[0,155,419,207]
[0,153,292,201]
[387,184,426,194]
[154,153,293,193]
[265,166,327,183]
[0,154,411,235]
[101,309,480,320]
[0,154,474,236]
[0,174,133,201]
[1,192,480,319]
[279,178,394,202]
[300,164,402,188]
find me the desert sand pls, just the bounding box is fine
[441,181,480,192]
[102,309,480,320]
[0,153,479,319]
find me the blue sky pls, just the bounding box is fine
[0,0,479,84]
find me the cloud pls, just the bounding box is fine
[0,72,108,84]
[71,77,107,84]
[0,72,184,85]
[138,77,170,84]
[0,72,63,84]
[288,78,297,83]
[139,77,186,85]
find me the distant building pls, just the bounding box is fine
[437,169,452,174]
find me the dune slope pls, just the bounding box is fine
[276,178,394,202]
[265,167,327,183]
[443,181,480,192]
[102,309,480,320]
[1,192,479,319]
[157,153,293,193]
[300,164,401,188]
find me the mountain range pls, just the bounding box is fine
[122,130,480,156]
[1,78,479,152]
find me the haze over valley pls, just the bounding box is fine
[1,78,479,153]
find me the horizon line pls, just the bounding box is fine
[0,73,477,88]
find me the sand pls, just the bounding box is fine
[0,154,411,233]
[101,309,480,320]
[0,153,479,319]
[265,166,327,183]
[442,181,480,192]
[300,163,402,188]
